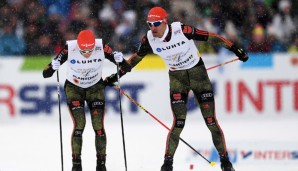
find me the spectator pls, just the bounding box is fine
[39,0,71,16]
[0,1,7,8]
[170,0,197,25]
[0,21,25,56]
[241,10,257,44]
[210,2,227,34]
[24,24,40,55]
[254,1,273,28]
[0,0,297,55]
[97,0,117,43]
[248,24,271,53]
[41,4,63,54]
[0,3,11,28]
[267,25,287,52]
[270,0,296,46]
[228,0,249,32]
[68,0,88,34]
[113,10,137,53]
[20,0,48,55]
[34,34,53,55]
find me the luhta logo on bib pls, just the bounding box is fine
[156,41,186,52]
[70,58,102,64]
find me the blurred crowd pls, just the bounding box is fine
[0,0,297,56]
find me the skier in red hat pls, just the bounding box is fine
[43,29,131,171]
[105,6,248,171]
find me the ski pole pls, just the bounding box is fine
[113,86,216,167]
[206,58,239,71]
[56,71,64,171]
[116,63,128,171]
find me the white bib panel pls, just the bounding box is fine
[66,39,105,88]
[147,22,201,71]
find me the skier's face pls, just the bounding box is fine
[79,48,94,58]
[147,19,167,38]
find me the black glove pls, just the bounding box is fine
[229,45,249,62]
[103,74,118,87]
[103,80,115,87]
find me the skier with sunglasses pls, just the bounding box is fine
[104,6,248,171]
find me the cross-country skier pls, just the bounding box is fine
[42,30,131,171]
[104,6,248,171]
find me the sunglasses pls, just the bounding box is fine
[79,49,94,54]
[147,20,164,27]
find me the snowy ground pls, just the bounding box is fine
[1,113,297,171]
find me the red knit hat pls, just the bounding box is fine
[147,7,167,21]
[77,30,95,50]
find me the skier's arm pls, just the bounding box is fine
[103,43,131,77]
[103,35,152,86]
[182,24,248,62]
[102,43,132,86]
[103,44,131,72]
[128,35,152,68]
[42,45,68,78]
[207,32,248,62]
[182,24,232,48]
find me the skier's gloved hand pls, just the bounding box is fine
[229,45,249,62]
[51,59,60,70]
[103,74,118,87]
[113,51,123,63]
[103,80,116,87]
[103,79,119,87]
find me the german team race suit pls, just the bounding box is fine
[42,40,131,162]
[105,22,248,160]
